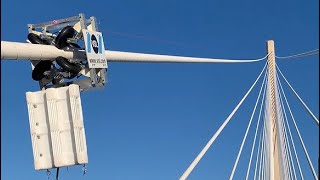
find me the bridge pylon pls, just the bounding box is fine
[267,40,282,180]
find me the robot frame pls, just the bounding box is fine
[27,13,107,92]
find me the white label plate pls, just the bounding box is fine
[83,29,108,68]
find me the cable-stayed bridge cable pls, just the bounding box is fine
[277,75,299,180]
[179,63,267,180]
[277,72,305,180]
[259,122,267,180]
[276,76,293,179]
[278,98,295,180]
[276,49,319,59]
[274,71,291,179]
[256,88,269,180]
[277,70,302,180]
[254,131,263,180]
[276,64,319,126]
[263,114,270,180]
[277,72,318,180]
[105,51,271,63]
[1,41,270,63]
[245,76,267,180]
[229,70,267,180]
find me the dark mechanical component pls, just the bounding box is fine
[32,61,52,81]
[28,27,82,83]
[28,33,53,81]
[27,14,107,91]
[56,56,81,74]
[54,27,82,78]
[69,42,81,48]
[55,26,77,49]
[65,73,78,79]
[27,33,50,45]
[52,78,62,85]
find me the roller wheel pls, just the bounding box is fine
[27,33,50,45]
[55,26,76,49]
[32,61,52,81]
[55,56,81,74]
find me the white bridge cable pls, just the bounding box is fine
[263,78,271,180]
[275,79,293,180]
[276,64,319,126]
[105,51,270,63]
[279,101,295,180]
[281,104,298,180]
[1,41,270,63]
[277,73,305,180]
[277,69,319,180]
[253,130,263,180]
[262,134,266,180]
[258,126,265,180]
[229,70,267,180]
[277,71,301,180]
[277,75,299,180]
[260,120,267,180]
[245,76,267,180]
[275,75,291,180]
[259,107,269,180]
[179,63,267,180]
[257,87,268,180]
[275,49,319,59]
[264,109,271,180]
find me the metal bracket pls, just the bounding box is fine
[27,13,108,92]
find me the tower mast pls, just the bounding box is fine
[267,40,281,179]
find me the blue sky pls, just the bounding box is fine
[1,0,319,179]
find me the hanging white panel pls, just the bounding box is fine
[26,91,53,170]
[26,85,88,170]
[46,87,76,167]
[69,85,88,164]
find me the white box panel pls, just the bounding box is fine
[26,91,53,170]
[26,84,88,170]
[69,85,88,164]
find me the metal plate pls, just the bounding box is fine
[83,29,107,68]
